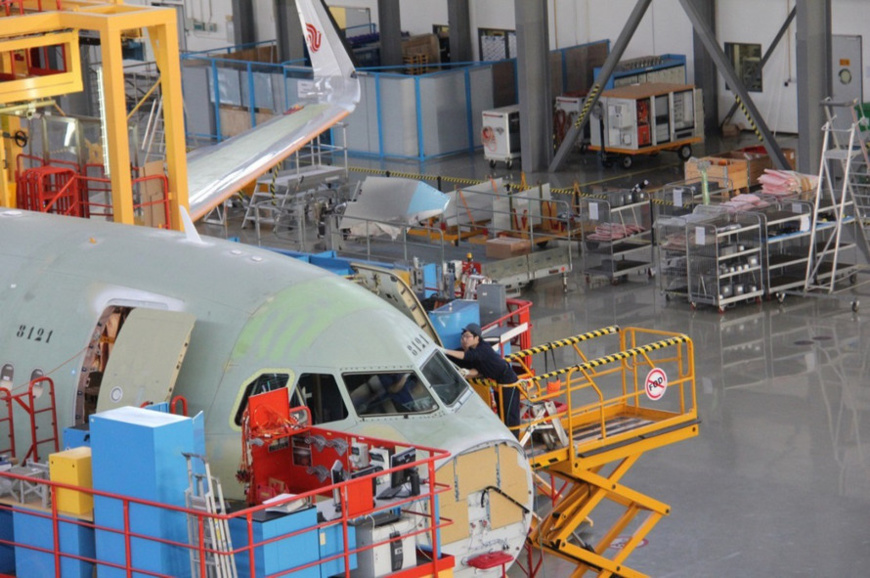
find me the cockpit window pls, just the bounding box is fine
[233,372,290,426]
[422,351,469,406]
[292,373,348,424]
[344,371,437,416]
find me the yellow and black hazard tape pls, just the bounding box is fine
[523,334,691,385]
[734,94,764,144]
[268,165,279,204]
[505,326,620,362]
[574,83,601,129]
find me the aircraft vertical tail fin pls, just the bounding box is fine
[296,0,359,108]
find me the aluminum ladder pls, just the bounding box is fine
[803,99,870,309]
[184,452,237,578]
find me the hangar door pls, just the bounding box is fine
[96,308,196,413]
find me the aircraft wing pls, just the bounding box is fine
[186,0,359,221]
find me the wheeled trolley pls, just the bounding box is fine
[589,82,703,169]
[481,105,520,169]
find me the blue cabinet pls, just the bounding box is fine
[62,424,91,449]
[318,522,357,578]
[0,508,15,573]
[430,299,479,349]
[12,508,95,578]
[228,507,321,578]
[89,406,195,578]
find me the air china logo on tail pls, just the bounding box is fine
[306,23,322,52]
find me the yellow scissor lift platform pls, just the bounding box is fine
[476,326,699,577]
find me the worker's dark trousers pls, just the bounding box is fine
[496,385,521,437]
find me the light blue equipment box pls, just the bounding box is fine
[429,299,480,349]
[228,507,321,578]
[13,508,95,578]
[90,406,195,578]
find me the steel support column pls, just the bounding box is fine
[549,0,652,173]
[677,0,790,169]
[690,0,718,134]
[796,0,831,174]
[447,0,471,64]
[275,0,306,63]
[514,0,551,172]
[231,0,255,47]
[378,0,402,68]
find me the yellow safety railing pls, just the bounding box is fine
[515,327,700,577]
[502,327,697,471]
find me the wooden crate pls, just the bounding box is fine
[685,157,750,191]
[685,147,795,191]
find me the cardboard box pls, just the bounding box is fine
[486,237,532,259]
[139,160,167,228]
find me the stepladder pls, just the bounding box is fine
[184,452,237,578]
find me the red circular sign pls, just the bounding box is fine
[645,368,668,400]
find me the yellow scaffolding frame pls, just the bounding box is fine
[0,0,187,230]
[475,326,699,577]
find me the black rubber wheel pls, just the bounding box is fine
[852,300,860,313]
[678,144,693,161]
[506,159,513,169]
[489,159,496,168]
[621,155,633,169]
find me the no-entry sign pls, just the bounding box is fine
[645,368,667,400]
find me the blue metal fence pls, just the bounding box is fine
[180,39,611,162]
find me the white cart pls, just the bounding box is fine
[482,105,520,169]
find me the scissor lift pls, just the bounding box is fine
[491,326,699,577]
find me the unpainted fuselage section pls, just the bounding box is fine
[0,208,533,576]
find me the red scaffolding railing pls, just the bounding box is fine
[17,165,82,217]
[0,414,455,578]
[0,0,64,17]
[0,388,14,460]
[14,153,171,226]
[10,377,59,464]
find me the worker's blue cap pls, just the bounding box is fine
[462,323,482,338]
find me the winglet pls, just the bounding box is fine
[179,206,206,245]
[296,0,360,108]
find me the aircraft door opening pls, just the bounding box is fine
[75,307,196,423]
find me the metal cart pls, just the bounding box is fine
[580,189,653,284]
[687,207,765,312]
[755,198,814,301]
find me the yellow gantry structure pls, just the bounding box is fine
[476,326,700,577]
[0,0,187,229]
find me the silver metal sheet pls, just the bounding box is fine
[339,176,448,239]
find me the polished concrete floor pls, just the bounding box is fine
[199,133,870,577]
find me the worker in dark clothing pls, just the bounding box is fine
[445,323,521,434]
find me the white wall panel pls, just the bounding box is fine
[242,0,868,138]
